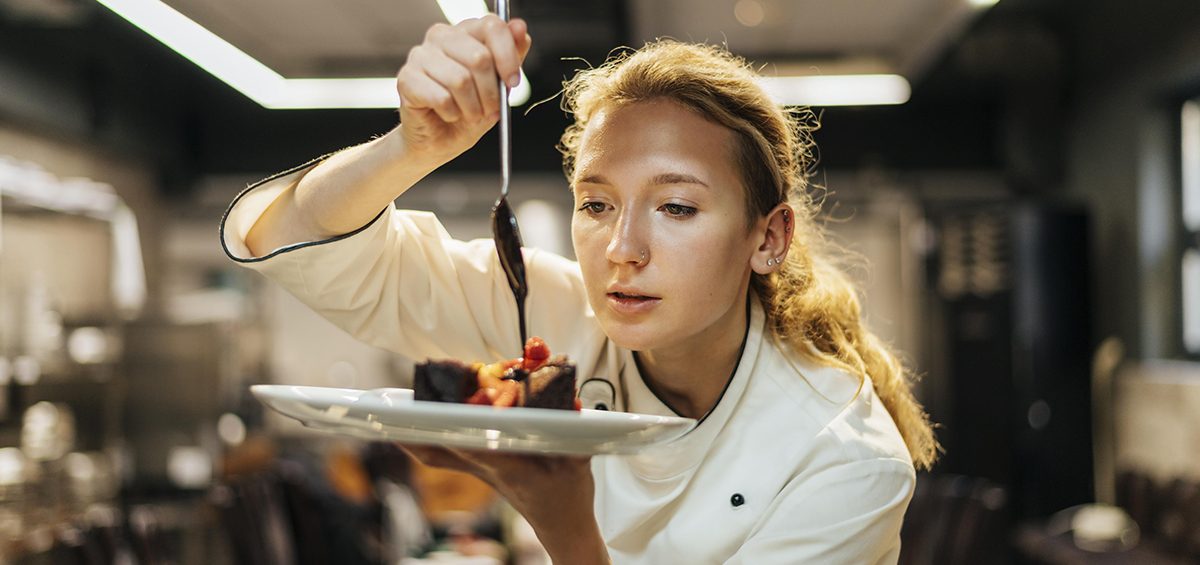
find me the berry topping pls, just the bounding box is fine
[523,337,550,371]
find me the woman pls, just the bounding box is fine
[221,15,937,564]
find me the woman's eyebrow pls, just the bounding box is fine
[576,173,610,185]
[575,172,710,188]
[651,172,709,188]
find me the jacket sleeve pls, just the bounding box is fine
[220,160,593,364]
[725,457,915,565]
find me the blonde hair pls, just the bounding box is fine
[558,40,939,470]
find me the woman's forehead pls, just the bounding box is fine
[573,99,741,185]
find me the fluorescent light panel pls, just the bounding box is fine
[96,0,907,109]
[1183,101,1200,231]
[436,0,489,25]
[1185,249,1200,353]
[94,0,529,109]
[758,75,911,106]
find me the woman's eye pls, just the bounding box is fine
[577,202,608,215]
[661,203,697,217]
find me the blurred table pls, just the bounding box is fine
[1015,526,1193,565]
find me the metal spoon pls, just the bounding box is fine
[490,0,528,358]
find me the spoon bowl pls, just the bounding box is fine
[492,194,527,348]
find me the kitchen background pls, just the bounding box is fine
[1,0,1199,563]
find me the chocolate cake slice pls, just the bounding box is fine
[412,339,579,410]
[521,356,577,410]
[412,359,479,403]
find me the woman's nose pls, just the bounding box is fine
[605,212,647,266]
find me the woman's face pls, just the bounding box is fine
[570,98,761,352]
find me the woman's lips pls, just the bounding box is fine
[606,292,661,314]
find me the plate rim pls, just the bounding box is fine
[250,384,697,455]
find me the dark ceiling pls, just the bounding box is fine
[0,0,1110,197]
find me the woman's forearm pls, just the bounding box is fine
[531,511,611,565]
[244,125,443,257]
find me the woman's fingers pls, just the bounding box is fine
[439,30,500,120]
[476,16,523,89]
[396,56,461,122]
[458,449,590,478]
[399,444,481,474]
[397,17,531,125]
[509,19,532,62]
[419,45,485,122]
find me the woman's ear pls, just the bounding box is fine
[752,204,793,275]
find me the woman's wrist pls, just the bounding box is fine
[525,508,609,565]
[510,475,609,565]
[383,124,450,173]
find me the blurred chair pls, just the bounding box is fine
[276,460,332,565]
[1155,477,1200,557]
[212,460,361,565]
[899,473,1011,565]
[211,472,297,565]
[53,523,106,565]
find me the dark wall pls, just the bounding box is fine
[1057,0,1200,358]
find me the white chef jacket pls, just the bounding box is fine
[221,161,917,564]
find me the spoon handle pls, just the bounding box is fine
[497,0,510,198]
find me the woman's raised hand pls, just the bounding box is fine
[396,16,532,165]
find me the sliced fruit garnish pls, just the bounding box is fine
[493,380,520,408]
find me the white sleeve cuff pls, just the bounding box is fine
[219,156,387,263]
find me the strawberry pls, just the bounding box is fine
[522,337,551,371]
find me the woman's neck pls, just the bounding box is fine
[635,294,750,420]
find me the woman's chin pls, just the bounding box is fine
[599,320,666,352]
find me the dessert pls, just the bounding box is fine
[413,337,580,410]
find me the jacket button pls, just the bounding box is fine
[730,493,745,507]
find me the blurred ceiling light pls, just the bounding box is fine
[968,0,1000,7]
[0,448,28,486]
[166,446,211,488]
[436,0,489,25]
[94,0,529,109]
[217,413,247,446]
[1185,249,1200,353]
[734,0,765,27]
[757,74,911,107]
[67,327,110,364]
[1183,100,1200,231]
[516,199,569,258]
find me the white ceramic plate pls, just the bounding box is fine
[251,385,696,455]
